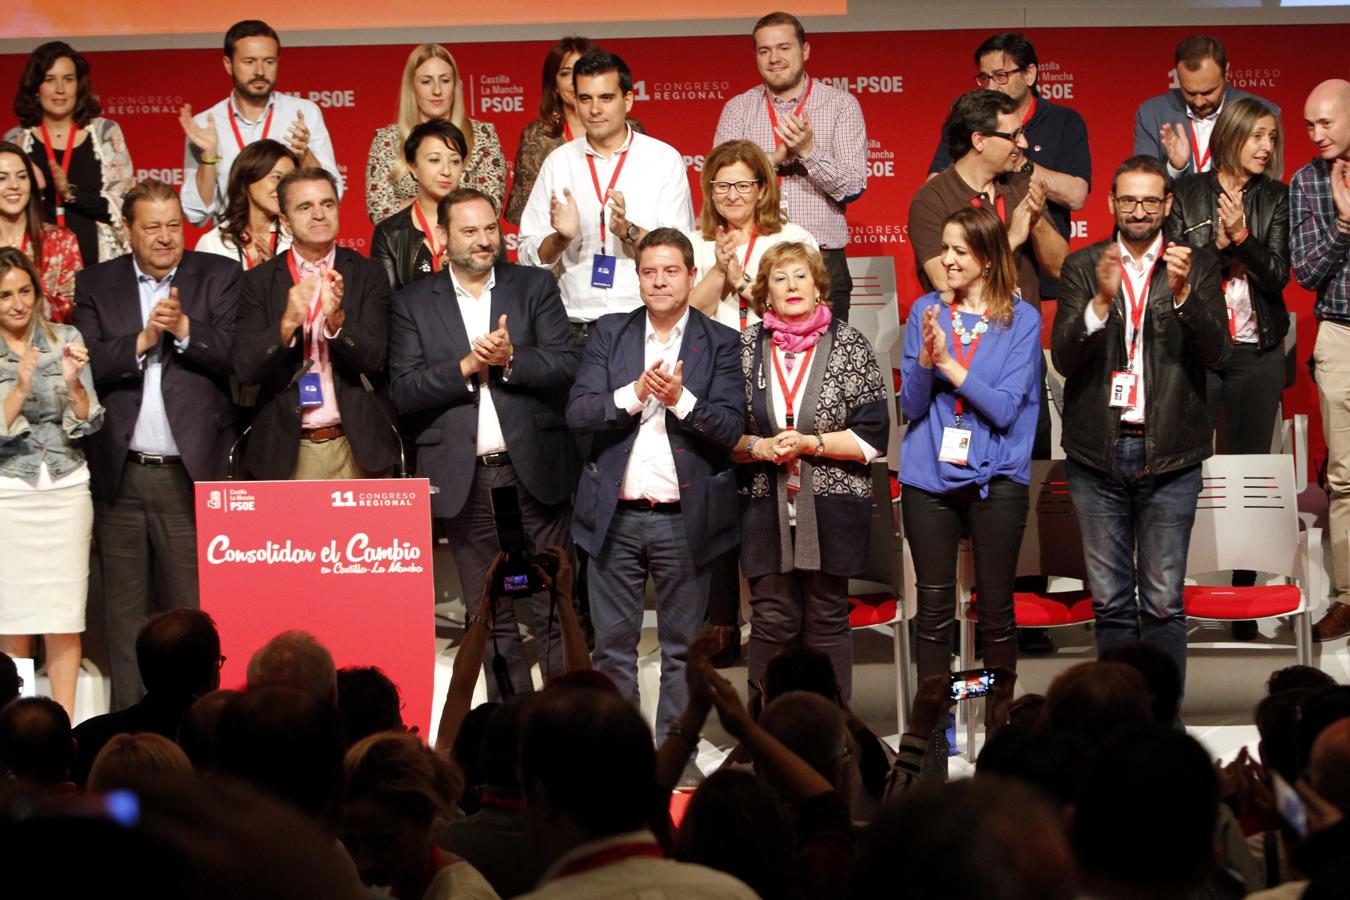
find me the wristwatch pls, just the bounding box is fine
[625,223,641,244]
[1019,160,1035,176]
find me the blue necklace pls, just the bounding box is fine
[949,307,990,345]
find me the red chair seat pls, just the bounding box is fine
[1185,585,1302,620]
[849,594,899,628]
[968,590,1095,627]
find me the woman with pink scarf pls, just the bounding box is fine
[732,242,889,707]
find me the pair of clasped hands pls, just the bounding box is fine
[282,268,344,340]
[917,304,955,371]
[460,314,513,377]
[14,343,88,395]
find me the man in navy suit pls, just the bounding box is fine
[567,228,743,739]
[74,180,240,710]
[389,188,580,696]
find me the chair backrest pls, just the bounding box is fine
[1186,454,1301,580]
[1016,459,1090,582]
[1043,349,1066,460]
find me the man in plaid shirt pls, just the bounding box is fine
[1293,79,1350,640]
[713,10,868,321]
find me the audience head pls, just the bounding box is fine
[276,168,341,248]
[87,732,193,793]
[942,88,1023,167]
[758,690,851,794]
[940,205,1018,325]
[450,700,499,809]
[751,241,831,320]
[223,20,279,102]
[1212,97,1283,181]
[0,246,52,345]
[1173,35,1228,119]
[762,644,839,705]
[1043,661,1152,751]
[336,666,404,747]
[673,769,793,899]
[752,12,809,96]
[477,696,533,794]
[0,696,73,787]
[0,142,48,266]
[402,119,466,204]
[438,187,500,277]
[699,140,784,239]
[137,608,223,698]
[1256,686,1316,784]
[971,32,1039,105]
[1268,664,1337,695]
[538,36,599,133]
[178,688,240,771]
[1109,155,1173,247]
[571,51,633,145]
[221,139,299,247]
[1099,641,1183,726]
[1309,718,1350,815]
[123,179,186,279]
[340,731,463,890]
[397,44,468,135]
[1303,79,1350,162]
[14,41,101,128]
[852,776,1075,900]
[636,228,696,316]
[246,630,337,703]
[976,724,1084,808]
[1074,727,1218,899]
[0,651,20,706]
[214,686,344,823]
[1295,685,1350,776]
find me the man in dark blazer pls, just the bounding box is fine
[74,179,239,710]
[234,168,399,480]
[388,188,581,696]
[566,228,743,740]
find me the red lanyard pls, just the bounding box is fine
[411,202,443,271]
[287,250,324,357]
[949,307,987,421]
[38,121,78,227]
[1188,120,1213,172]
[586,147,629,245]
[738,229,759,330]
[970,193,1007,223]
[563,121,574,142]
[764,77,812,148]
[1021,95,1037,127]
[229,100,274,152]
[242,229,279,270]
[556,842,664,878]
[1120,255,1159,366]
[771,344,815,428]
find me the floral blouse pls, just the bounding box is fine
[365,119,507,222]
[4,225,82,324]
[504,117,645,226]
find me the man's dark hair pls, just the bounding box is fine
[1099,641,1183,726]
[975,724,1084,808]
[764,646,839,705]
[1044,661,1153,753]
[137,608,222,697]
[521,687,657,837]
[572,50,633,95]
[1268,664,1337,695]
[0,696,73,786]
[1111,154,1172,196]
[753,11,807,45]
[478,695,536,791]
[942,89,1020,162]
[973,32,1038,73]
[1175,35,1227,73]
[1256,687,1319,784]
[437,186,496,228]
[224,20,280,59]
[336,666,403,746]
[122,179,183,226]
[1074,727,1219,897]
[14,41,102,128]
[177,688,239,771]
[403,119,467,165]
[673,769,793,899]
[275,167,340,220]
[0,651,20,706]
[636,227,695,270]
[1295,685,1350,777]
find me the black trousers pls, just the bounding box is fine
[821,248,853,323]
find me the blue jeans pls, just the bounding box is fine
[1067,437,1201,687]
[588,508,710,741]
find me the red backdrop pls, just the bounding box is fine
[1,24,1342,458]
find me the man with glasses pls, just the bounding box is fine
[1051,155,1228,686]
[925,32,1091,301]
[713,10,867,321]
[1134,35,1278,181]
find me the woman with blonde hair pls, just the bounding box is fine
[340,731,499,900]
[732,241,888,707]
[0,247,102,719]
[899,205,1040,778]
[365,43,506,222]
[87,732,192,792]
[688,140,817,331]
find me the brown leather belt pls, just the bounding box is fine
[477,452,511,467]
[302,425,345,443]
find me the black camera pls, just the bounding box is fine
[491,485,559,596]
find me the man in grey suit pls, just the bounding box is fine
[1134,35,1279,181]
[388,188,580,697]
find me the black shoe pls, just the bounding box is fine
[1231,620,1259,641]
[1017,628,1056,655]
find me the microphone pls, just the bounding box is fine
[360,372,407,478]
[287,357,315,390]
[226,425,252,481]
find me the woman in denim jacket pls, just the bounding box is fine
[0,247,102,717]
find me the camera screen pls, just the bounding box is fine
[949,670,995,701]
[502,574,531,592]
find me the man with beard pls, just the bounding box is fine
[177,19,342,225]
[1051,155,1228,687]
[389,188,581,696]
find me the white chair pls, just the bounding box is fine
[1184,454,1318,667]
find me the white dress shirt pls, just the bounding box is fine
[613,309,699,502]
[130,259,188,455]
[518,128,694,322]
[449,267,509,456]
[181,92,342,225]
[1167,101,1223,179]
[1084,233,1164,425]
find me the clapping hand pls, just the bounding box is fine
[149,286,189,341]
[1332,159,1350,223]
[642,359,684,407]
[1159,122,1192,171]
[177,104,218,160]
[472,314,513,368]
[60,343,88,388]
[606,189,632,242]
[550,187,580,242]
[1163,243,1193,304]
[921,304,950,368]
[1093,244,1123,320]
[286,111,311,160]
[774,110,814,160]
[318,269,344,324]
[1216,188,1246,249]
[15,345,38,395]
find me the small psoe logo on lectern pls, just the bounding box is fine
[207,490,222,510]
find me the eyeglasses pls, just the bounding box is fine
[1113,195,1167,213]
[710,179,762,196]
[982,128,1025,144]
[974,67,1026,87]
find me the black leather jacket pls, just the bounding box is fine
[369,206,432,293]
[1165,170,1290,351]
[1051,239,1231,475]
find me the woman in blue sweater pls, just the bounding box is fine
[899,205,1040,777]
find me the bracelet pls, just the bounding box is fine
[815,434,826,456]
[667,720,700,744]
[746,436,760,457]
[1232,228,1249,245]
[200,155,222,166]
